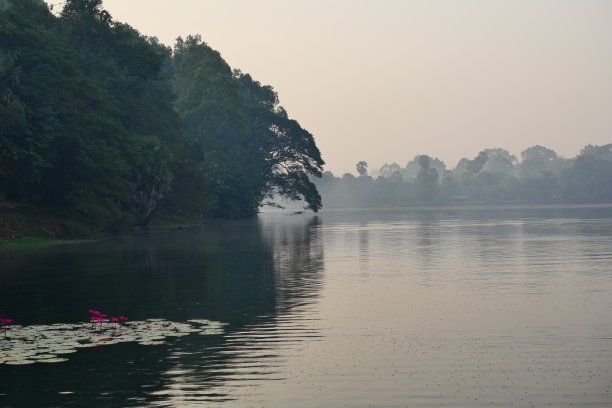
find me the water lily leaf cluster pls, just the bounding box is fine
[0,318,226,366]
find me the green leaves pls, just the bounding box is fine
[168,38,324,218]
[1,1,325,230]
[237,73,324,212]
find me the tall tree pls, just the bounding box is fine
[466,151,488,174]
[520,145,558,175]
[236,72,324,212]
[561,144,612,201]
[416,155,439,201]
[404,155,446,180]
[168,37,324,217]
[167,35,251,218]
[377,162,401,178]
[482,148,517,175]
[356,161,368,177]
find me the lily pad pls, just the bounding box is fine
[37,358,69,363]
[138,340,165,346]
[5,360,36,365]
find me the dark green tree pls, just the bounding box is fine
[520,145,559,177]
[168,37,323,217]
[1,0,181,227]
[481,148,517,175]
[416,155,439,201]
[167,35,251,218]
[377,162,401,178]
[356,161,368,177]
[404,155,446,180]
[0,0,133,218]
[236,72,324,212]
[561,145,612,201]
[58,0,181,226]
[466,151,488,174]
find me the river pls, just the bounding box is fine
[1,205,611,407]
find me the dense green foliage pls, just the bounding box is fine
[318,144,612,208]
[0,0,323,231]
[165,36,323,218]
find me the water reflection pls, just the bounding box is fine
[414,217,441,270]
[358,224,369,277]
[2,206,612,407]
[0,215,325,407]
[148,215,325,406]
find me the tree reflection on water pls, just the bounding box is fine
[0,215,325,407]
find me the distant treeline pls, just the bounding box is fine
[0,0,323,231]
[317,145,612,207]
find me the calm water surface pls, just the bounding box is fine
[1,206,612,407]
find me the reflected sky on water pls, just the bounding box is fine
[1,205,612,407]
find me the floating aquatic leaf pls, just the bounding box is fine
[73,342,97,349]
[5,360,35,365]
[198,328,225,335]
[138,341,165,346]
[37,358,68,363]
[33,354,57,360]
[50,324,79,330]
[53,349,77,355]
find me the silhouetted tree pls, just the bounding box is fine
[561,146,612,201]
[404,155,446,180]
[416,155,439,201]
[520,145,559,177]
[356,161,368,177]
[377,162,401,178]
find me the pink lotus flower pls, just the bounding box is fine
[87,310,128,331]
[88,309,108,330]
[0,318,14,338]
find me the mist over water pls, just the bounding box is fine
[1,206,612,407]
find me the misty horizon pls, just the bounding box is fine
[78,0,612,175]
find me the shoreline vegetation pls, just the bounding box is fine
[0,200,209,244]
[3,201,612,246]
[1,1,611,244]
[316,145,612,209]
[0,0,324,241]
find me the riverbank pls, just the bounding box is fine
[0,237,91,250]
[0,201,207,246]
[0,201,91,240]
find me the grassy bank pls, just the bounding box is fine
[0,201,207,248]
[0,201,94,242]
[0,237,92,250]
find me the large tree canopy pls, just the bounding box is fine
[236,71,323,212]
[0,0,324,230]
[166,36,323,218]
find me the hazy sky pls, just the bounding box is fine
[89,1,612,174]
